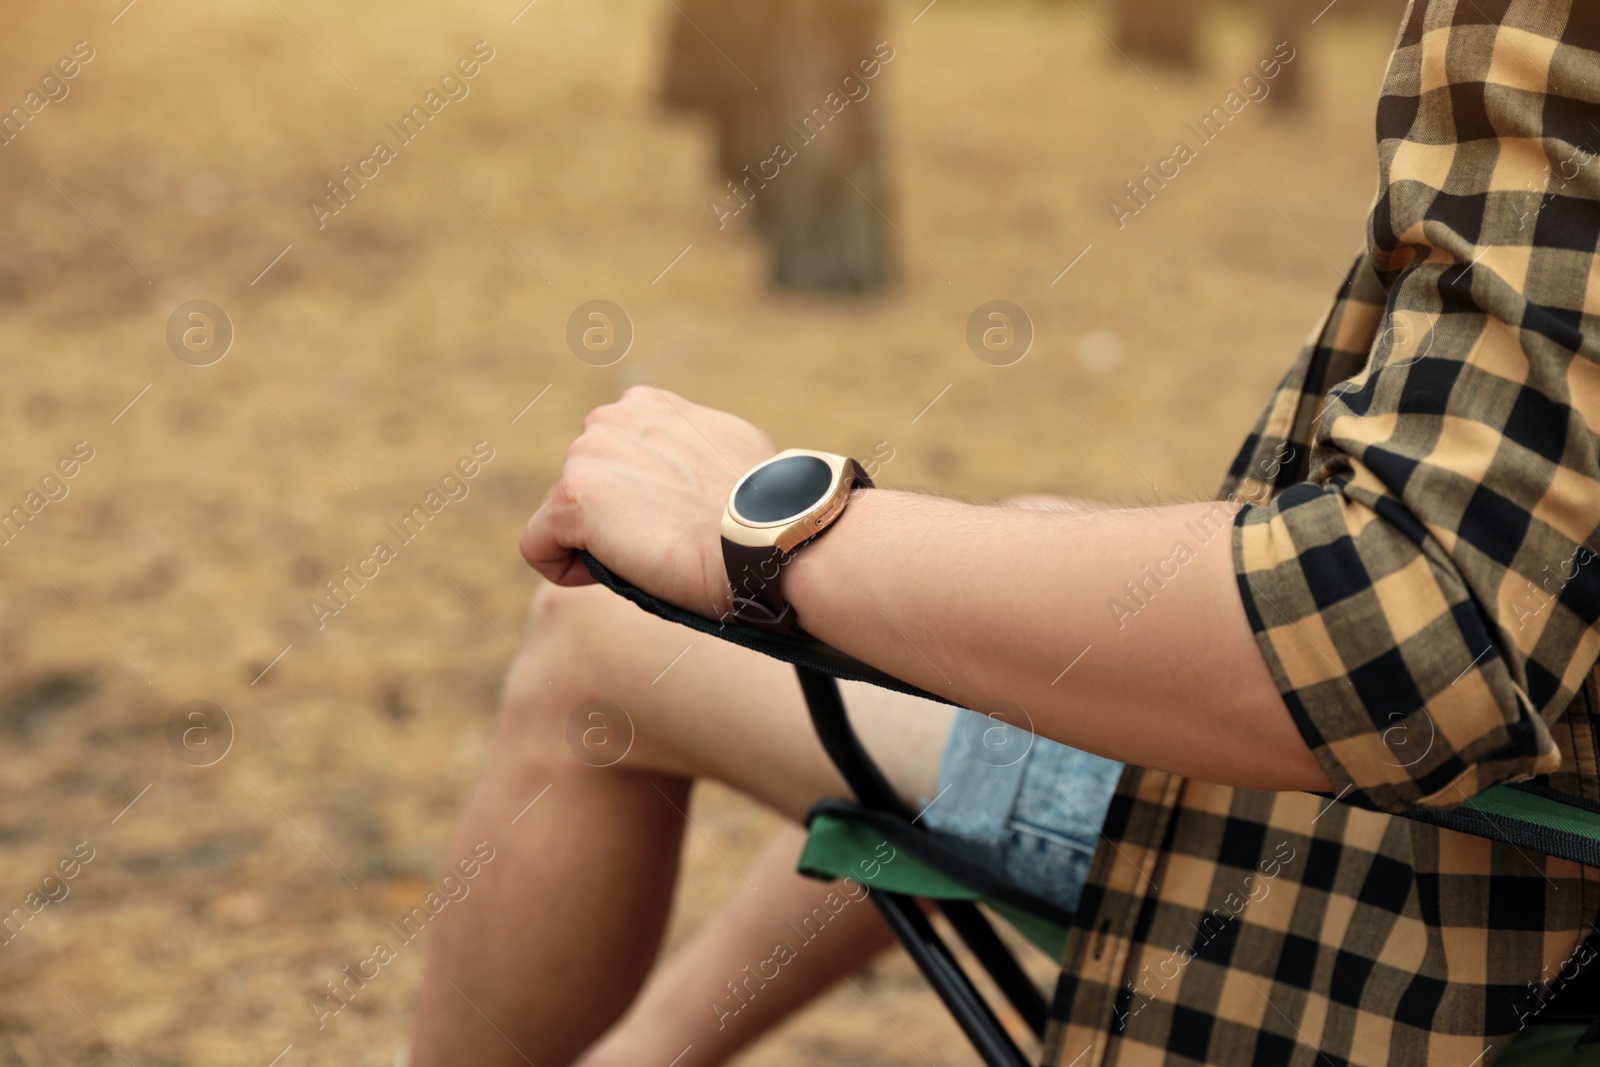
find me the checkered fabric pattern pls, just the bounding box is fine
[1044,3,1600,1064]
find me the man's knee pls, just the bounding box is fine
[520,581,591,671]
[498,583,605,738]
[498,581,666,760]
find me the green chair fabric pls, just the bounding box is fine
[799,809,1071,960]
[1453,784,1600,868]
[1497,1025,1600,1066]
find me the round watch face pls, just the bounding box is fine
[733,455,834,523]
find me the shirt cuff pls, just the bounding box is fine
[1230,480,1561,813]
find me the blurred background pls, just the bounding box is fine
[0,0,1401,1063]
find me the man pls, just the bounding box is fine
[411,2,1600,1064]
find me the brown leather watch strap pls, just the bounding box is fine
[722,541,794,632]
[721,459,873,635]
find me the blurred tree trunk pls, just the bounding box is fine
[1263,0,1303,109]
[662,0,893,293]
[1111,0,1306,110]
[1112,0,1201,69]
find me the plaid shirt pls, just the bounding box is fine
[1045,3,1600,1064]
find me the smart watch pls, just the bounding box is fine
[720,449,874,634]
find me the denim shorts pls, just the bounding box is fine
[920,709,1124,915]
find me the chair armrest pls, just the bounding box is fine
[577,550,957,707]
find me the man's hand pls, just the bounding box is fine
[520,387,776,618]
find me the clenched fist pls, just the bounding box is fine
[519,387,776,618]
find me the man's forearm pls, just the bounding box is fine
[785,489,1333,793]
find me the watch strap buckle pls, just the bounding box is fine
[728,595,797,634]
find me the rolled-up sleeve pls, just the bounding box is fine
[1231,1,1600,814]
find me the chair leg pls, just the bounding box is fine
[872,889,1034,1067]
[796,666,1049,1055]
[938,900,1050,1037]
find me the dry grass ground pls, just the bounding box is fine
[0,0,1395,1063]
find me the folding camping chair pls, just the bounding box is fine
[577,551,1600,1066]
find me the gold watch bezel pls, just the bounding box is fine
[721,449,857,555]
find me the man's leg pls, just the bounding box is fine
[409,582,954,1067]
[575,821,899,1067]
